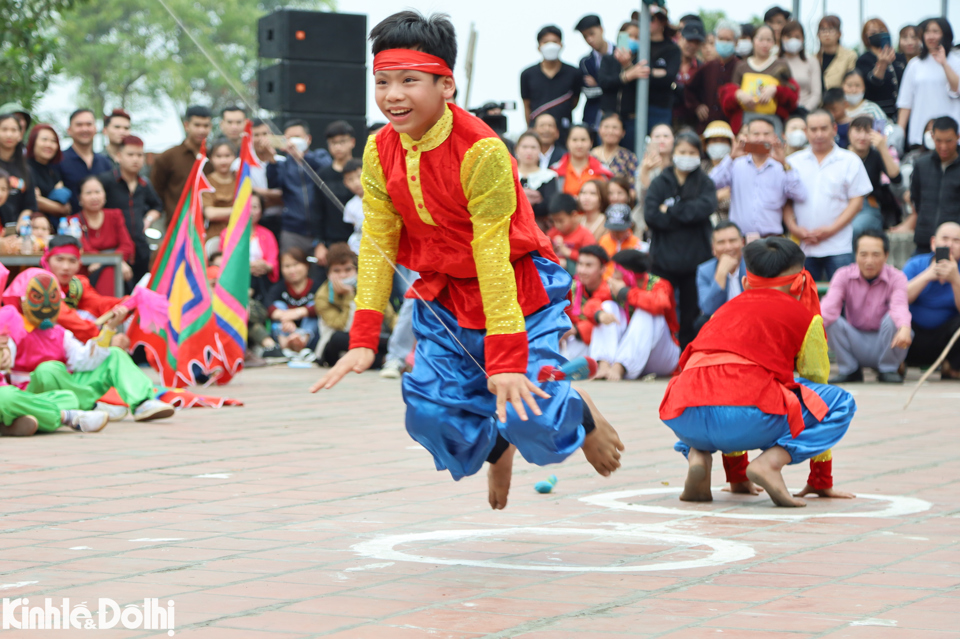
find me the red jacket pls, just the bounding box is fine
[616,273,679,343]
[568,279,612,345]
[717,79,800,134]
[548,225,596,264]
[80,208,136,296]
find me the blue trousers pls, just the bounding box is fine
[805,254,854,282]
[402,256,585,480]
[668,378,855,465]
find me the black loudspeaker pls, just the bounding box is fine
[258,10,366,63]
[276,113,367,156]
[259,61,366,114]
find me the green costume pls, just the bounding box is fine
[26,348,154,411]
[0,386,78,433]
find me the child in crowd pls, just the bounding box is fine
[547,193,597,274]
[202,138,237,241]
[340,158,364,254]
[598,203,643,279]
[660,237,857,507]
[30,213,52,250]
[562,245,612,361]
[266,248,321,355]
[823,88,851,148]
[578,179,608,242]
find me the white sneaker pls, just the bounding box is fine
[298,348,317,363]
[133,400,175,422]
[95,402,129,422]
[66,411,109,433]
[380,359,405,379]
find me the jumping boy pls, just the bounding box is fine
[660,237,856,507]
[313,11,623,510]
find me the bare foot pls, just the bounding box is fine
[487,444,516,510]
[577,388,624,476]
[606,363,625,382]
[0,415,38,437]
[680,448,713,501]
[794,484,856,499]
[594,360,611,380]
[288,334,307,352]
[723,481,764,495]
[746,446,806,508]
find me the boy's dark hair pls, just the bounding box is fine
[185,105,212,121]
[69,108,94,124]
[579,244,610,265]
[743,237,805,278]
[325,120,356,139]
[763,6,791,22]
[919,18,954,59]
[327,242,357,267]
[821,89,846,108]
[537,25,563,43]
[854,228,890,254]
[103,108,131,127]
[370,11,457,74]
[221,105,246,117]
[548,192,579,216]
[49,234,82,250]
[284,118,310,135]
[933,116,959,134]
[368,122,388,135]
[714,220,743,236]
[282,247,309,266]
[612,249,650,275]
[208,137,235,157]
[208,250,223,265]
[343,158,362,174]
[849,116,874,132]
[251,117,266,128]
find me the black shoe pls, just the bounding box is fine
[261,345,285,359]
[829,369,863,384]
[877,371,904,384]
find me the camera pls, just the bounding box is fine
[470,101,517,136]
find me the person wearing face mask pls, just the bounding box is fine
[842,70,887,128]
[644,131,718,349]
[520,25,582,138]
[784,116,809,154]
[722,24,798,134]
[736,23,755,59]
[856,19,907,122]
[685,20,742,135]
[701,121,735,219]
[897,17,960,150]
[898,117,960,253]
[779,21,822,113]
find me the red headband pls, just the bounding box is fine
[41,244,81,271]
[373,49,453,76]
[746,269,821,317]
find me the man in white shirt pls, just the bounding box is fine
[786,109,874,281]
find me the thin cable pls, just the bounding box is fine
[153,0,490,378]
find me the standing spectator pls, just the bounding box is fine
[598,21,645,152]
[822,229,913,384]
[696,220,747,326]
[857,19,907,122]
[202,138,236,242]
[784,115,809,154]
[644,131,717,348]
[314,120,357,265]
[674,20,705,128]
[533,114,565,170]
[578,179,608,242]
[553,125,612,196]
[899,25,920,64]
[847,117,901,237]
[763,6,791,52]
[736,24,756,58]
[98,135,163,287]
[701,32,718,64]
[685,20,741,134]
[266,119,332,254]
[843,70,887,126]
[785,110,873,281]
[574,15,613,132]
[58,109,113,213]
[76,176,135,296]
[151,105,212,220]
[0,114,36,227]
[645,10,681,132]
[27,124,70,219]
[904,221,960,378]
[520,25,582,134]
[101,109,131,166]
[590,113,638,178]
[902,116,960,254]
[710,116,806,239]
[896,18,960,149]
[249,118,284,242]
[515,132,558,225]
[817,15,857,91]
[723,25,797,134]
[780,21,822,113]
[218,105,247,150]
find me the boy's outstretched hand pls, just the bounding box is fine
[311,347,375,392]
[488,373,550,424]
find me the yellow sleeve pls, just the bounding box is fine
[460,138,525,337]
[355,134,403,315]
[796,315,830,384]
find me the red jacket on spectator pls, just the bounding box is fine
[684,57,739,134]
[616,273,680,344]
[568,278,612,345]
[79,208,136,297]
[548,225,596,264]
[717,78,800,134]
[551,154,613,196]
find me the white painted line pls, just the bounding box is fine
[580,488,932,521]
[0,581,38,590]
[193,473,231,478]
[128,538,185,542]
[69,546,92,550]
[344,562,395,572]
[851,618,897,627]
[351,526,755,572]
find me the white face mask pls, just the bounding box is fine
[735,40,753,56]
[706,142,731,160]
[289,137,309,153]
[924,131,936,150]
[540,42,562,61]
[782,38,803,54]
[786,129,808,148]
[845,92,864,105]
[673,154,702,172]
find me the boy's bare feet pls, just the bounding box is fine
[607,363,625,382]
[594,360,611,380]
[746,446,806,507]
[0,416,38,437]
[723,480,764,495]
[794,484,856,499]
[287,333,307,352]
[680,448,713,501]
[487,444,516,510]
[577,388,624,476]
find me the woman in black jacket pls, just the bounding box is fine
[644,130,717,349]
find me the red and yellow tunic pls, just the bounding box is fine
[349,103,558,375]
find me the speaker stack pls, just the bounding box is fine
[258,10,367,154]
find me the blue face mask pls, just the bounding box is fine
[628,39,639,54]
[715,40,735,58]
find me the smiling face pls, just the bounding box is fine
[210,143,235,175]
[924,22,943,51]
[576,253,604,289]
[374,68,455,140]
[598,117,625,147]
[79,178,106,212]
[566,127,593,160]
[23,274,61,329]
[33,128,60,163]
[67,111,97,146]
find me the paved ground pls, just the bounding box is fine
[1,365,958,638]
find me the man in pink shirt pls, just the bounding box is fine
[822,229,913,384]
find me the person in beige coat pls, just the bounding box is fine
[818,15,858,90]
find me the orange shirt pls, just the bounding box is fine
[598,231,641,278]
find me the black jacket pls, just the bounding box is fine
[644,166,716,274]
[910,151,960,248]
[598,39,681,119]
[855,51,907,121]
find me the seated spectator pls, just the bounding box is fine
[780,21,821,113]
[578,179,608,241]
[202,138,236,242]
[606,176,635,209]
[599,203,642,279]
[594,249,680,381]
[552,125,612,196]
[823,88,852,148]
[0,114,36,226]
[266,248,321,354]
[26,124,71,219]
[220,192,278,303]
[904,221,960,379]
[30,213,52,251]
[99,135,163,287]
[847,116,901,237]
[896,18,960,150]
[901,116,960,254]
[591,113,638,178]
[58,109,113,213]
[315,243,395,369]
[710,116,806,239]
[521,25,582,134]
[339,159,365,255]
[695,221,747,330]
[817,15,858,90]
[684,19,741,134]
[547,193,596,274]
[151,105,213,220]
[102,109,131,166]
[823,230,913,383]
[639,123,674,191]
[784,115,809,155]
[515,131,558,227]
[76,176,135,296]
[533,114,565,169]
[561,245,611,360]
[843,69,887,127]
[314,120,358,265]
[857,19,907,122]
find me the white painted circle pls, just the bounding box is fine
[351,526,755,572]
[580,488,933,521]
